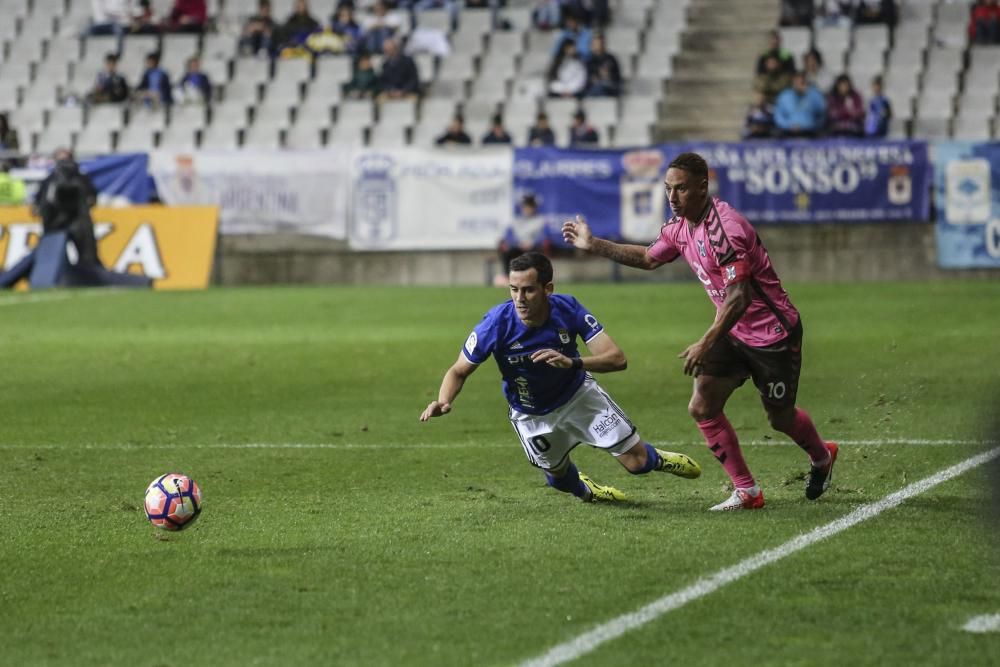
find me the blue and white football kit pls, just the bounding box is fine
[462,294,640,470]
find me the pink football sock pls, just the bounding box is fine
[697,414,755,489]
[784,407,830,465]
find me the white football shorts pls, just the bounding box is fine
[508,374,640,470]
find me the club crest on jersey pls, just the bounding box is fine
[725,265,736,281]
[558,328,571,344]
[696,239,706,257]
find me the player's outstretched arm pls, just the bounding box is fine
[561,215,664,270]
[420,354,478,421]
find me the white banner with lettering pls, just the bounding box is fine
[348,147,513,250]
[149,150,350,238]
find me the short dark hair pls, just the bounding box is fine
[667,152,708,183]
[509,251,553,285]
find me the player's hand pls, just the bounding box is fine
[678,339,709,376]
[530,348,572,368]
[419,400,451,421]
[561,215,594,251]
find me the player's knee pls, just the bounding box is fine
[767,407,795,432]
[688,398,716,422]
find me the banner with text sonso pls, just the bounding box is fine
[678,140,931,223]
[934,141,1000,268]
[150,150,348,238]
[0,206,218,289]
[349,147,512,250]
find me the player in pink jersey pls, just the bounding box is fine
[562,152,838,511]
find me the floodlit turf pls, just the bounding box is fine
[2,281,999,666]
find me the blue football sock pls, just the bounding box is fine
[629,443,661,475]
[546,462,589,498]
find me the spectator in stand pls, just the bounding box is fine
[342,52,379,98]
[826,73,865,137]
[814,0,853,27]
[551,10,593,58]
[134,51,173,109]
[742,90,775,139]
[528,111,556,146]
[802,48,833,97]
[0,113,18,154]
[175,56,212,104]
[129,0,161,34]
[774,71,826,138]
[533,0,562,30]
[547,39,587,98]
[864,74,892,138]
[274,0,321,55]
[496,193,551,284]
[0,161,26,206]
[562,0,610,28]
[585,33,621,97]
[780,0,814,26]
[330,4,363,53]
[164,0,207,33]
[88,53,130,104]
[970,0,1000,44]
[240,0,275,56]
[435,114,472,146]
[853,0,897,27]
[754,53,793,104]
[377,37,421,101]
[568,109,599,146]
[359,0,404,55]
[755,30,796,76]
[481,114,512,145]
[89,0,137,39]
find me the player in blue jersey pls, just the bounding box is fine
[419,252,701,502]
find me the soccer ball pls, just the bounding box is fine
[144,473,202,531]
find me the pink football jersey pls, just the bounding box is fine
[647,197,799,347]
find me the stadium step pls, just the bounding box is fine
[659,0,776,141]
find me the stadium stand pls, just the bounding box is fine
[0,0,997,156]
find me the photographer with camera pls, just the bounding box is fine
[32,148,102,269]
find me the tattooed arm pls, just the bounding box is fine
[561,215,666,270]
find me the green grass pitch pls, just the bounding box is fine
[2,280,999,666]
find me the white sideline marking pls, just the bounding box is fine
[519,446,1000,667]
[963,614,1000,633]
[0,439,994,451]
[0,293,74,306]
[0,289,124,307]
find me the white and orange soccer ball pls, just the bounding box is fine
[144,473,202,530]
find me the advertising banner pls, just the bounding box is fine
[349,147,512,250]
[0,206,219,289]
[514,141,931,242]
[149,150,349,238]
[934,141,1000,269]
[677,140,931,223]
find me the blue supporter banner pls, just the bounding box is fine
[79,152,153,204]
[514,140,931,242]
[676,140,931,224]
[513,146,626,243]
[934,141,1000,269]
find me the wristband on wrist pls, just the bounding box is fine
[571,357,583,370]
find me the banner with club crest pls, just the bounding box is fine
[933,141,1000,269]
